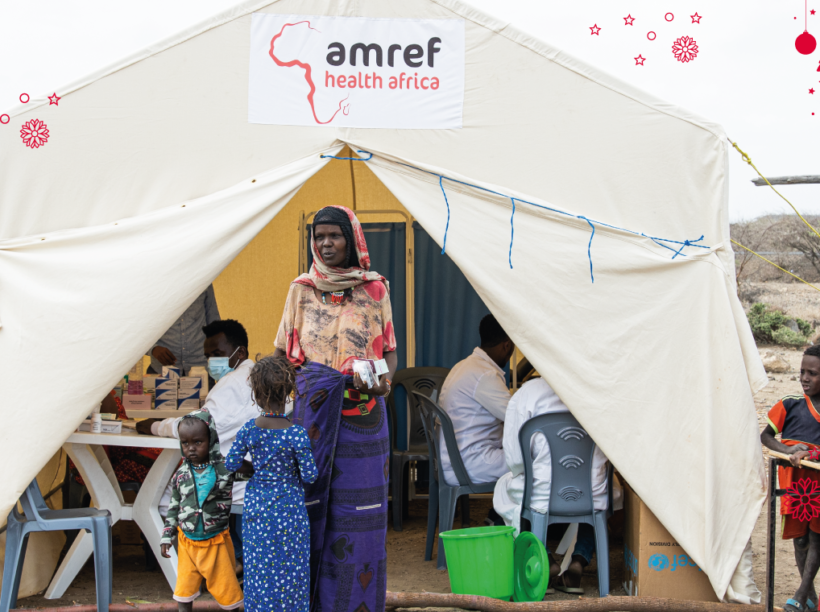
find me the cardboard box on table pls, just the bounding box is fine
[178,377,201,410]
[122,393,151,411]
[623,482,718,601]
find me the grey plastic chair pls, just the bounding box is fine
[386,367,450,531]
[1,479,112,612]
[413,391,498,570]
[518,412,614,597]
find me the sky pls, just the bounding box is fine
[1,0,818,221]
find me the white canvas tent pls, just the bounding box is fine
[0,0,767,601]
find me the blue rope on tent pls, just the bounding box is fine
[320,150,710,283]
[671,238,700,259]
[439,176,451,255]
[509,198,516,269]
[320,150,374,161]
[579,216,596,283]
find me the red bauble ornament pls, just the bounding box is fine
[796,30,817,55]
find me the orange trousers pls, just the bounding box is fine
[173,528,243,610]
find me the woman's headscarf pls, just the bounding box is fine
[294,206,388,293]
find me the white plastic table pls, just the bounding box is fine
[45,430,181,599]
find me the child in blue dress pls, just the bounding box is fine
[225,355,317,612]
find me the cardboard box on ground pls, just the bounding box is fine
[623,481,718,601]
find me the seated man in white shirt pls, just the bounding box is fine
[438,314,514,489]
[136,319,258,567]
[493,377,609,593]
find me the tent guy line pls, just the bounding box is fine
[321,149,710,283]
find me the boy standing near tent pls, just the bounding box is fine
[160,411,249,611]
[761,345,820,612]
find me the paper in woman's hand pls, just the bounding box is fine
[353,360,378,389]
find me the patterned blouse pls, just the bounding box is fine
[275,281,397,374]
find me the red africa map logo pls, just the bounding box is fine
[269,21,350,124]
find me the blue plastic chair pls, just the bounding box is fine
[1,479,112,612]
[518,412,613,597]
[386,367,450,531]
[413,391,498,570]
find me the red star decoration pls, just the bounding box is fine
[635,54,646,65]
[691,12,702,23]
[590,24,601,35]
[48,93,61,106]
[624,14,636,25]
[812,88,816,94]
[812,9,817,15]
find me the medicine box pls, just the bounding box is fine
[78,419,122,434]
[155,383,178,410]
[188,367,209,399]
[178,383,200,411]
[155,377,177,392]
[122,394,151,411]
[178,398,200,411]
[162,366,181,379]
[179,377,202,391]
[142,375,157,391]
[155,396,178,410]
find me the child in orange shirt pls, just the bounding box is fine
[761,345,820,612]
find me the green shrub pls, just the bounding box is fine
[772,326,809,347]
[747,302,812,346]
[798,319,813,336]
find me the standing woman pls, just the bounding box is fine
[273,205,397,612]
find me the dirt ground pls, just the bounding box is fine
[16,284,820,607]
[16,495,630,608]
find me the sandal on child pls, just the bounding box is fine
[785,599,808,612]
[554,573,584,595]
[807,599,817,612]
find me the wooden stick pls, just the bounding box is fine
[768,450,820,471]
[752,175,820,186]
[386,592,768,612]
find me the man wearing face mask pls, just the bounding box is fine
[137,319,255,567]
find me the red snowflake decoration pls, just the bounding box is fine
[20,119,49,148]
[785,478,820,522]
[672,36,699,63]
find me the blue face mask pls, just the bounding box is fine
[208,346,240,382]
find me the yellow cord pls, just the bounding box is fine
[730,140,820,241]
[731,239,820,293]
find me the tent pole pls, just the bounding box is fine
[406,217,415,368]
[752,175,820,186]
[765,457,776,612]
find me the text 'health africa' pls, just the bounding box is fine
[324,37,443,90]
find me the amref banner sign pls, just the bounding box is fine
[249,14,465,129]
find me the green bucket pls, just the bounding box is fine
[439,525,515,600]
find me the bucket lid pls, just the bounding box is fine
[439,525,515,540]
[513,532,548,602]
